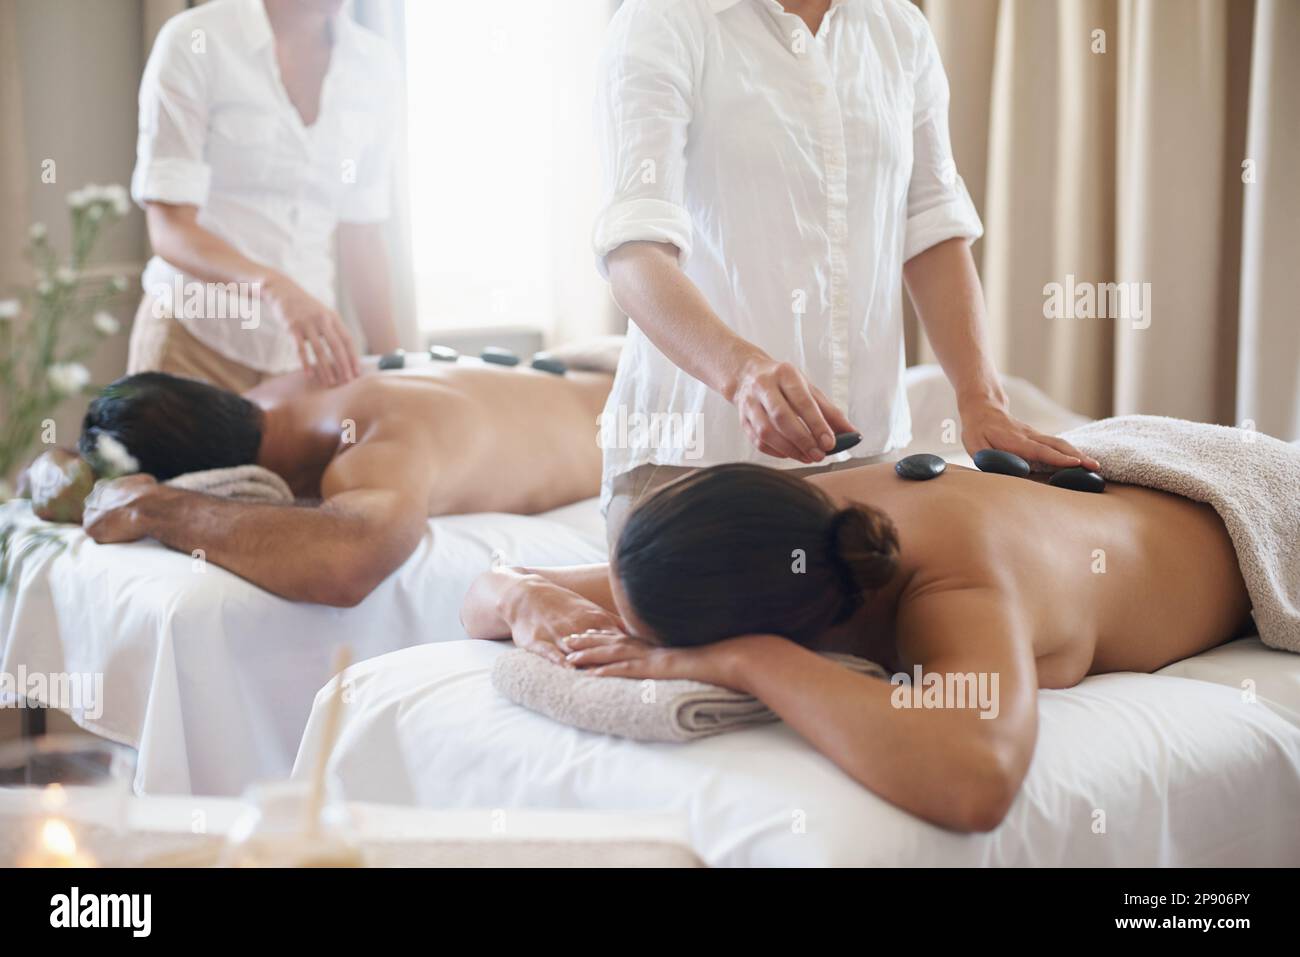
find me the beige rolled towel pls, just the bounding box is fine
[1061,415,1300,653]
[165,465,293,504]
[543,335,625,375]
[491,647,885,742]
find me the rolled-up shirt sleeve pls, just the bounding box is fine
[131,19,212,209]
[591,4,696,279]
[903,13,983,263]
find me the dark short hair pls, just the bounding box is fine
[615,463,899,648]
[78,372,263,481]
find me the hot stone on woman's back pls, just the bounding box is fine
[973,448,1031,478]
[895,453,947,481]
[1049,467,1106,493]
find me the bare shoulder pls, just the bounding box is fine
[823,465,1007,586]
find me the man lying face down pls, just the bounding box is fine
[73,359,612,606]
[462,455,1261,832]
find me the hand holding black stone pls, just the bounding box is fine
[973,448,1031,478]
[831,431,862,454]
[895,453,946,480]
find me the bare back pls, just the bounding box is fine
[266,361,611,515]
[813,464,1253,688]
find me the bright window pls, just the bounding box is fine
[405,1,609,337]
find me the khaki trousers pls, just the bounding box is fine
[127,295,266,393]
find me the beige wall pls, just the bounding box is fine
[13,0,148,454]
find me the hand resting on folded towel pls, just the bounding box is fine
[491,647,886,742]
[26,451,295,525]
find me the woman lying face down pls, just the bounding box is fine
[462,461,1254,831]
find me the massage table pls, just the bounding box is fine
[0,499,606,795]
[288,374,1300,866]
[0,365,1086,798]
[294,636,1300,867]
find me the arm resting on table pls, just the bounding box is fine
[733,589,1038,832]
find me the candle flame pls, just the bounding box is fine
[42,818,79,857]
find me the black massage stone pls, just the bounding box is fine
[481,346,520,367]
[973,448,1031,478]
[1049,467,1106,493]
[377,350,405,370]
[831,431,862,454]
[429,345,459,362]
[530,353,567,375]
[895,453,947,481]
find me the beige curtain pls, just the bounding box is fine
[914,0,1299,440]
[142,0,193,50]
[0,0,28,285]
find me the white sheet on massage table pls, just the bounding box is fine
[0,499,607,796]
[295,638,1300,867]
[0,365,1086,797]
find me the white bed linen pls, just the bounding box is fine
[0,502,606,795]
[296,639,1300,866]
[0,366,1088,798]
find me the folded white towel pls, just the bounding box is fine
[492,648,885,742]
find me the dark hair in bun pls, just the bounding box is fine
[826,504,900,622]
[616,463,899,648]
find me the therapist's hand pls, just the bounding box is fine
[960,399,1100,471]
[732,357,857,464]
[264,275,362,387]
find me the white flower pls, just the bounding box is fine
[87,205,103,222]
[66,188,89,210]
[36,279,53,297]
[47,362,90,397]
[0,299,19,319]
[92,310,120,336]
[54,266,77,287]
[29,222,47,242]
[109,275,128,294]
[103,184,130,216]
[93,433,139,478]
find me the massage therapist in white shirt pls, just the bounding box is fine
[128,0,400,391]
[596,0,1098,537]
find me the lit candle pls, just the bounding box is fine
[17,818,96,868]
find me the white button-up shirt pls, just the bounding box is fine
[593,0,982,503]
[132,0,399,373]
